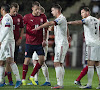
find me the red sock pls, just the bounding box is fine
[76,65,88,81]
[7,72,13,82]
[31,63,41,77]
[22,64,28,79]
[5,72,8,77]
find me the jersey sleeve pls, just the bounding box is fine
[19,15,24,28]
[0,17,11,42]
[54,17,63,25]
[82,18,88,24]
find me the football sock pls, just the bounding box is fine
[22,64,28,80]
[0,66,5,83]
[10,63,21,81]
[96,66,100,84]
[31,63,41,77]
[33,63,39,81]
[55,66,63,86]
[87,66,94,86]
[41,62,50,82]
[76,65,88,81]
[7,72,13,82]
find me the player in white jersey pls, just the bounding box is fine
[33,4,69,89]
[68,7,100,89]
[27,6,51,86]
[0,4,21,88]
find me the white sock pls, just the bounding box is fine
[0,66,5,83]
[96,66,100,84]
[62,65,65,81]
[55,66,63,86]
[33,63,39,81]
[41,62,50,82]
[10,63,21,81]
[87,66,94,86]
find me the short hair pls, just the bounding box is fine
[40,6,45,13]
[52,4,62,11]
[81,7,91,13]
[10,2,19,9]
[1,4,10,13]
[32,1,40,7]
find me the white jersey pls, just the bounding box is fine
[82,16,100,46]
[0,13,14,43]
[54,14,68,45]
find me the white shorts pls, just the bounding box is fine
[32,46,48,60]
[54,44,68,63]
[0,41,15,61]
[85,45,100,61]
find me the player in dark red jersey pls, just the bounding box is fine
[22,1,47,85]
[10,3,24,63]
[4,2,24,86]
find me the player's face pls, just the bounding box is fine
[81,9,88,18]
[51,8,57,17]
[10,7,19,16]
[0,8,3,16]
[32,5,40,16]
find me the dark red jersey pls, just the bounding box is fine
[12,14,24,41]
[23,13,47,45]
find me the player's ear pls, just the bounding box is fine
[31,7,33,11]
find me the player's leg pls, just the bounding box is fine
[41,46,51,86]
[0,61,5,87]
[74,65,88,86]
[5,62,13,86]
[22,44,34,85]
[27,52,39,85]
[6,42,21,88]
[41,62,51,86]
[32,52,39,84]
[29,45,45,85]
[51,45,68,89]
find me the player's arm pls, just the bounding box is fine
[67,20,82,25]
[33,21,55,31]
[16,28,24,46]
[0,18,11,43]
[67,26,71,43]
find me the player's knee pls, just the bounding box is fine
[0,61,5,66]
[24,58,30,65]
[54,62,61,67]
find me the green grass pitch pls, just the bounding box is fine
[1,65,99,90]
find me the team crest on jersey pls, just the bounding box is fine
[17,18,20,22]
[40,18,43,25]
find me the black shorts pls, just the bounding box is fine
[25,44,45,58]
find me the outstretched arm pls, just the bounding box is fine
[33,21,55,31]
[67,20,82,25]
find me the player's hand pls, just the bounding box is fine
[42,40,47,47]
[32,27,41,31]
[68,36,72,43]
[16,39,21,46]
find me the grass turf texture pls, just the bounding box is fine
[1,65,99,90]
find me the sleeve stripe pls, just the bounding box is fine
[5,25,10,27]
[54,21,58,26]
